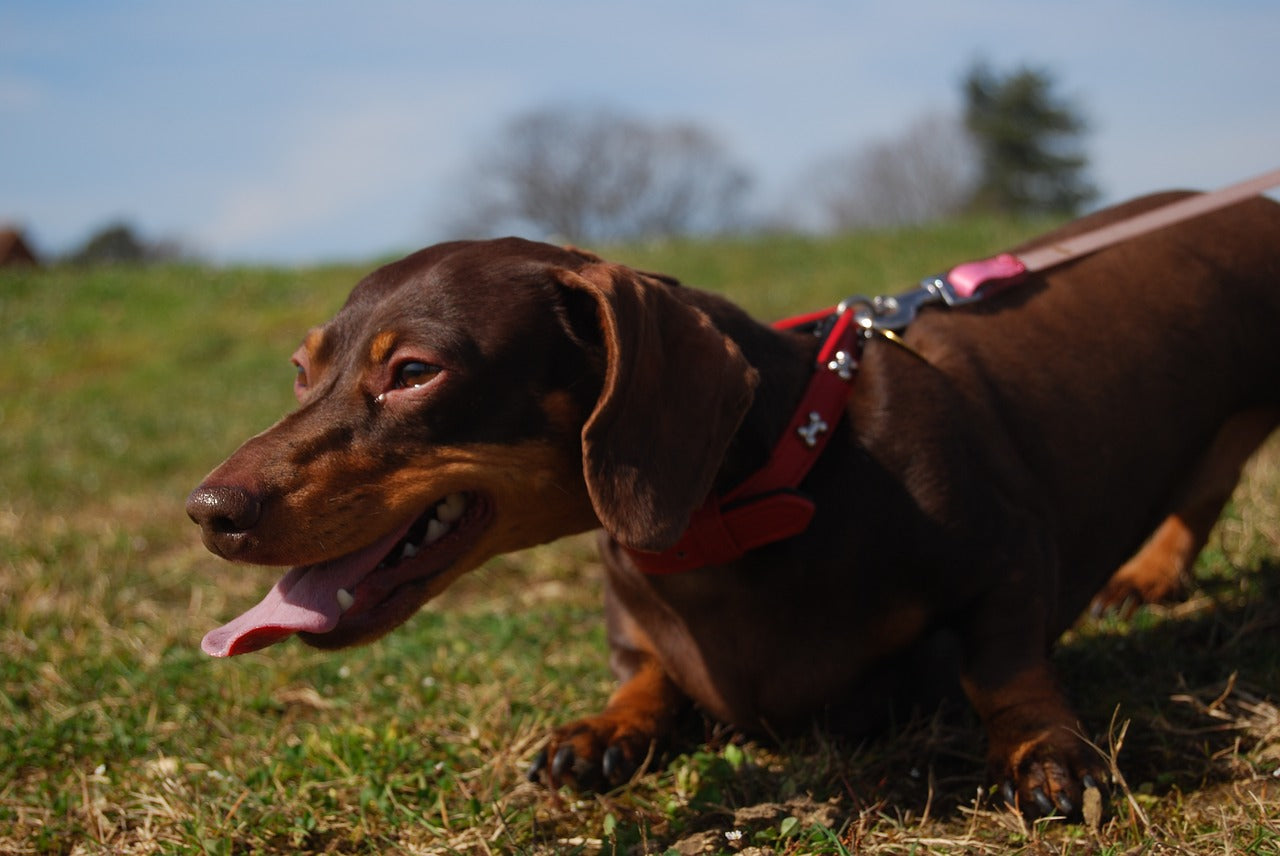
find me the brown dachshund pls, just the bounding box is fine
[188,191,1280,819]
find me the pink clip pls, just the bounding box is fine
[946,253,1028,300]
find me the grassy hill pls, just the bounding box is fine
[2,222,1277,854]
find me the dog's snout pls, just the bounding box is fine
[186,484,263,556]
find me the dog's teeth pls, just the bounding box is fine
[401,542,419,559]
[437,493,467,523]
[336,588,355,612]
[425,518,449,544]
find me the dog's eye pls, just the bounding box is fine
[395,361,440,389]
[293,361,308,390]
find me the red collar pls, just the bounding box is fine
[624,305,864,575]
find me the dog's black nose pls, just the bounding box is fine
[186,484,263,557]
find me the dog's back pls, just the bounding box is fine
[900,192,1280,631]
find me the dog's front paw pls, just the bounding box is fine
[527,714,658,790]
[989,729,1109,820]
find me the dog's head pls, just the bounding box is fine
[188,238,757,655]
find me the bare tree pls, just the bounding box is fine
[810,112,977,231]
[450,107,751,244]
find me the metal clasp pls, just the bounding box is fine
[835,283,945,334]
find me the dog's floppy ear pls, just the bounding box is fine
[555,263,758,552]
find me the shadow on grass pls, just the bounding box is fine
[1057,559,1280,797]
[587,561,1280,850]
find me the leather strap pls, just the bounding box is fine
[1017,167,1280,274]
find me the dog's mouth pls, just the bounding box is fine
[201,492,492,657]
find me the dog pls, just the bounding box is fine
[188,190,1280,819]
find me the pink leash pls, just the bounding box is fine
[944,166,1280,306]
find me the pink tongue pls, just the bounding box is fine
[201,564,343,656]
[201,519,413,657]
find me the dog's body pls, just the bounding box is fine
[189,191,1280,818]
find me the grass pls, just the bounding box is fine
[2,221,1278,854]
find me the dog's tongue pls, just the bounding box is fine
[201,564,344,657]
[201,521,411,657]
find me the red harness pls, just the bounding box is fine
[624,304,866,575]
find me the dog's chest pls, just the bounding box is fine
[610,560,935,729]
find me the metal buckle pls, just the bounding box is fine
[836,283,944,333]
[921,273,966,307]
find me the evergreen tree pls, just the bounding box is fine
[963,62,1097,216]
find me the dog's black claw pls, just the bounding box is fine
[1000,781,1016,807]
[602,745,625,783]
[551,744,575,780]
[1081,774,1101,792]
[1031,787,1055,816]
[527,749,548,782]
[1054,791,1075,816]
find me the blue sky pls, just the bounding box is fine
[3,1,1277,264]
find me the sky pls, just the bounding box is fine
[2,1,1278,264]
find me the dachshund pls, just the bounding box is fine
[188,190,1280,818]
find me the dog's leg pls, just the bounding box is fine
[1091,408,1280,616]
[529,590,689,789]
[958,524,1108,819]
[962,409,1279,816]
[962,654,1104,818]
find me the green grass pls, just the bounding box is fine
[2,222,1278,854]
